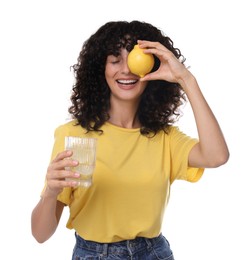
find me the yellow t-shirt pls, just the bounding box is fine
[49,120,204,243]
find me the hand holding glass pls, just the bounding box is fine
[65,136,97,188]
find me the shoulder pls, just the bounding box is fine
[163,125,180,137]
[163,125,198,145]
[54,120,85,137]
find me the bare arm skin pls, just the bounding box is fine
[139,40,229,168]
[177,75,229,168]
[31,150,80,243]
[31,193,64,243]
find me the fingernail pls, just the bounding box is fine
[72,181,80,187]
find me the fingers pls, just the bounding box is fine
[47,177,79,191]
[137,40,174,58]
[137,40,167,52]
[137,39,189,83]
[49,150,79,173]
[43,177,79,198]
[45,150,81,195]
[51,150,73,163]
[140,73,153,82]
[48,167,79,182]
[137,40,180,70]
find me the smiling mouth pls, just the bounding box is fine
[116,79,138,85]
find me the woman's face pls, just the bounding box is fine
[105,48,147,103]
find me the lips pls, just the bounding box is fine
[116,79,138,85]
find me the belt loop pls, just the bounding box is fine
[144,237,153,250]
[102,243,108,257]
[126,240,133,256]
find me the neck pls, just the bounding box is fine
[108,99,141,129]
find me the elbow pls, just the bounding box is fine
[32,235,45,244]
[31,221,54,244]
[31,229,48,244]
[32,232,53,244]
[34,238,46,244]
[208,150,230,168]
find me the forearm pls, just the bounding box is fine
[179,74,229,168]
[31,191,62,243]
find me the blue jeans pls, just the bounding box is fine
[72,232,174,260]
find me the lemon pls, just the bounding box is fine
[127,45,154,77]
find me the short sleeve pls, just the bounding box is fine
[169,127,204,184]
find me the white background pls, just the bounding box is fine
[0,0,251,259]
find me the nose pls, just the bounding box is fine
[122,57,131,74]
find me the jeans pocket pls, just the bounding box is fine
[152,236,174,260]
[152,251,174,260]
[72,246,101,260]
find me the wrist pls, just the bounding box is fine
[178,72,197,90]
[42,185,61,200]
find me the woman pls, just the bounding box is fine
[31,20,229,259]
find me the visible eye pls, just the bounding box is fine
[111,59,120,64]
[107,55,121,65]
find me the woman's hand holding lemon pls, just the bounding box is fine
[136,40,192,86]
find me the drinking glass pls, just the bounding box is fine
[65,136,97,188]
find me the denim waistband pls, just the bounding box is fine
[75,233,163,256]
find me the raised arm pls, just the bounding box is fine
[175,74,229,168]
[138,40,229,168]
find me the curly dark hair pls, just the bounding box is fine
[69,20,186,136]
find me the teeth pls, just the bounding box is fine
[117,79,137,84]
